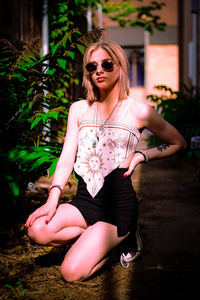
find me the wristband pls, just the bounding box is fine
[49,184,63,196]
[135,150,148,163]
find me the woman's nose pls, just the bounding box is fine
[96,64,103,74]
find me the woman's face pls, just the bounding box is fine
[88,48,120,92]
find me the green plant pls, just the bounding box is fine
[0,1,104,201]
[4,280,38,298]
[147,85,200,159]
[0,38,64,198]
[102,0,166,33]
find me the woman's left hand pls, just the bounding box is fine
[123,152,146,177]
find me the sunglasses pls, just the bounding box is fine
[85,59,114,73]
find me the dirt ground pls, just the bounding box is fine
[0,152,200,300]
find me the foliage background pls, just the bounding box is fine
[1,0,198,228]
[0,0,168,201]
[147,85,200,159]
[0,0,96,228]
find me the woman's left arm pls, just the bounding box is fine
[141,103,187,161]
[124,103,187,176]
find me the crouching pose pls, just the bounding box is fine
[25,40,186,282]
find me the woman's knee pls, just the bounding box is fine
[60,259,89,282]
[27,221,49,245]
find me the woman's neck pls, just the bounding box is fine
[99,82,120,106]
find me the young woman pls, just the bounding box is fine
[25,40,186,282]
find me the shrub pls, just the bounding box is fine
[147,85,200,159]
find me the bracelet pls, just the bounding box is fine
[135,150,148,163]
[49,184,63,196]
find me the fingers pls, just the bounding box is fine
[123,168,133,177]
[25,209,48,228]
[25,204,57,227]
[25,214,33,228]
[45,209,56,225]
[123,153,145,177]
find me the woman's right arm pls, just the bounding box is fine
[25,101,82,227]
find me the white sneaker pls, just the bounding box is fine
[120,229,143,268]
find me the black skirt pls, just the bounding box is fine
[70,168,138,237]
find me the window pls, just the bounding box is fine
[123,46,144,87]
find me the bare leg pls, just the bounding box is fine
[60,221,129,282]
[28,205,129,281]
[28,203,89,246]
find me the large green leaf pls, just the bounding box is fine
[8,181,20,196]
[31,117,42,129]
[52,41,62,56]
[30,156,53,170]
[76,43,85,55]
[48,111,59,120]
[49,157,59,178]
[57,58,67,70]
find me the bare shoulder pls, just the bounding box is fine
[129,98,186,148]
[69,99,88,117]
[70,99,88,110]
[68,100,89,127]
[129,98,162,129]
[131,98,154,120]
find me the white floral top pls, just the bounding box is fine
[74,98,141,197]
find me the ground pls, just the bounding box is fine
[0,151,200,300]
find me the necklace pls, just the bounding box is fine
[92,100,120,148]
[98,100,119,132]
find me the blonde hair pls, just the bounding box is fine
[82,40,130,103]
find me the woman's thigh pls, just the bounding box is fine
[46,203,88,231]
[61,221,128,281]
[28,203,89,244]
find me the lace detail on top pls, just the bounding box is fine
[74,114,141,197]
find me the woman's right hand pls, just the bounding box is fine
[25,201,57,228]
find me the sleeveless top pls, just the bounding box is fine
[74,97,141,197]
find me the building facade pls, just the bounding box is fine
[94,0,200,100]
[99,0,179,101]
[1,0,199,98]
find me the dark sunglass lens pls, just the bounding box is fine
[102,60,114,71]
[85,63,97,72]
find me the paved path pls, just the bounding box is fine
[84,155,200,300]
[120,156,200,300]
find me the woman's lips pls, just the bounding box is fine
[97,77,105,83]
